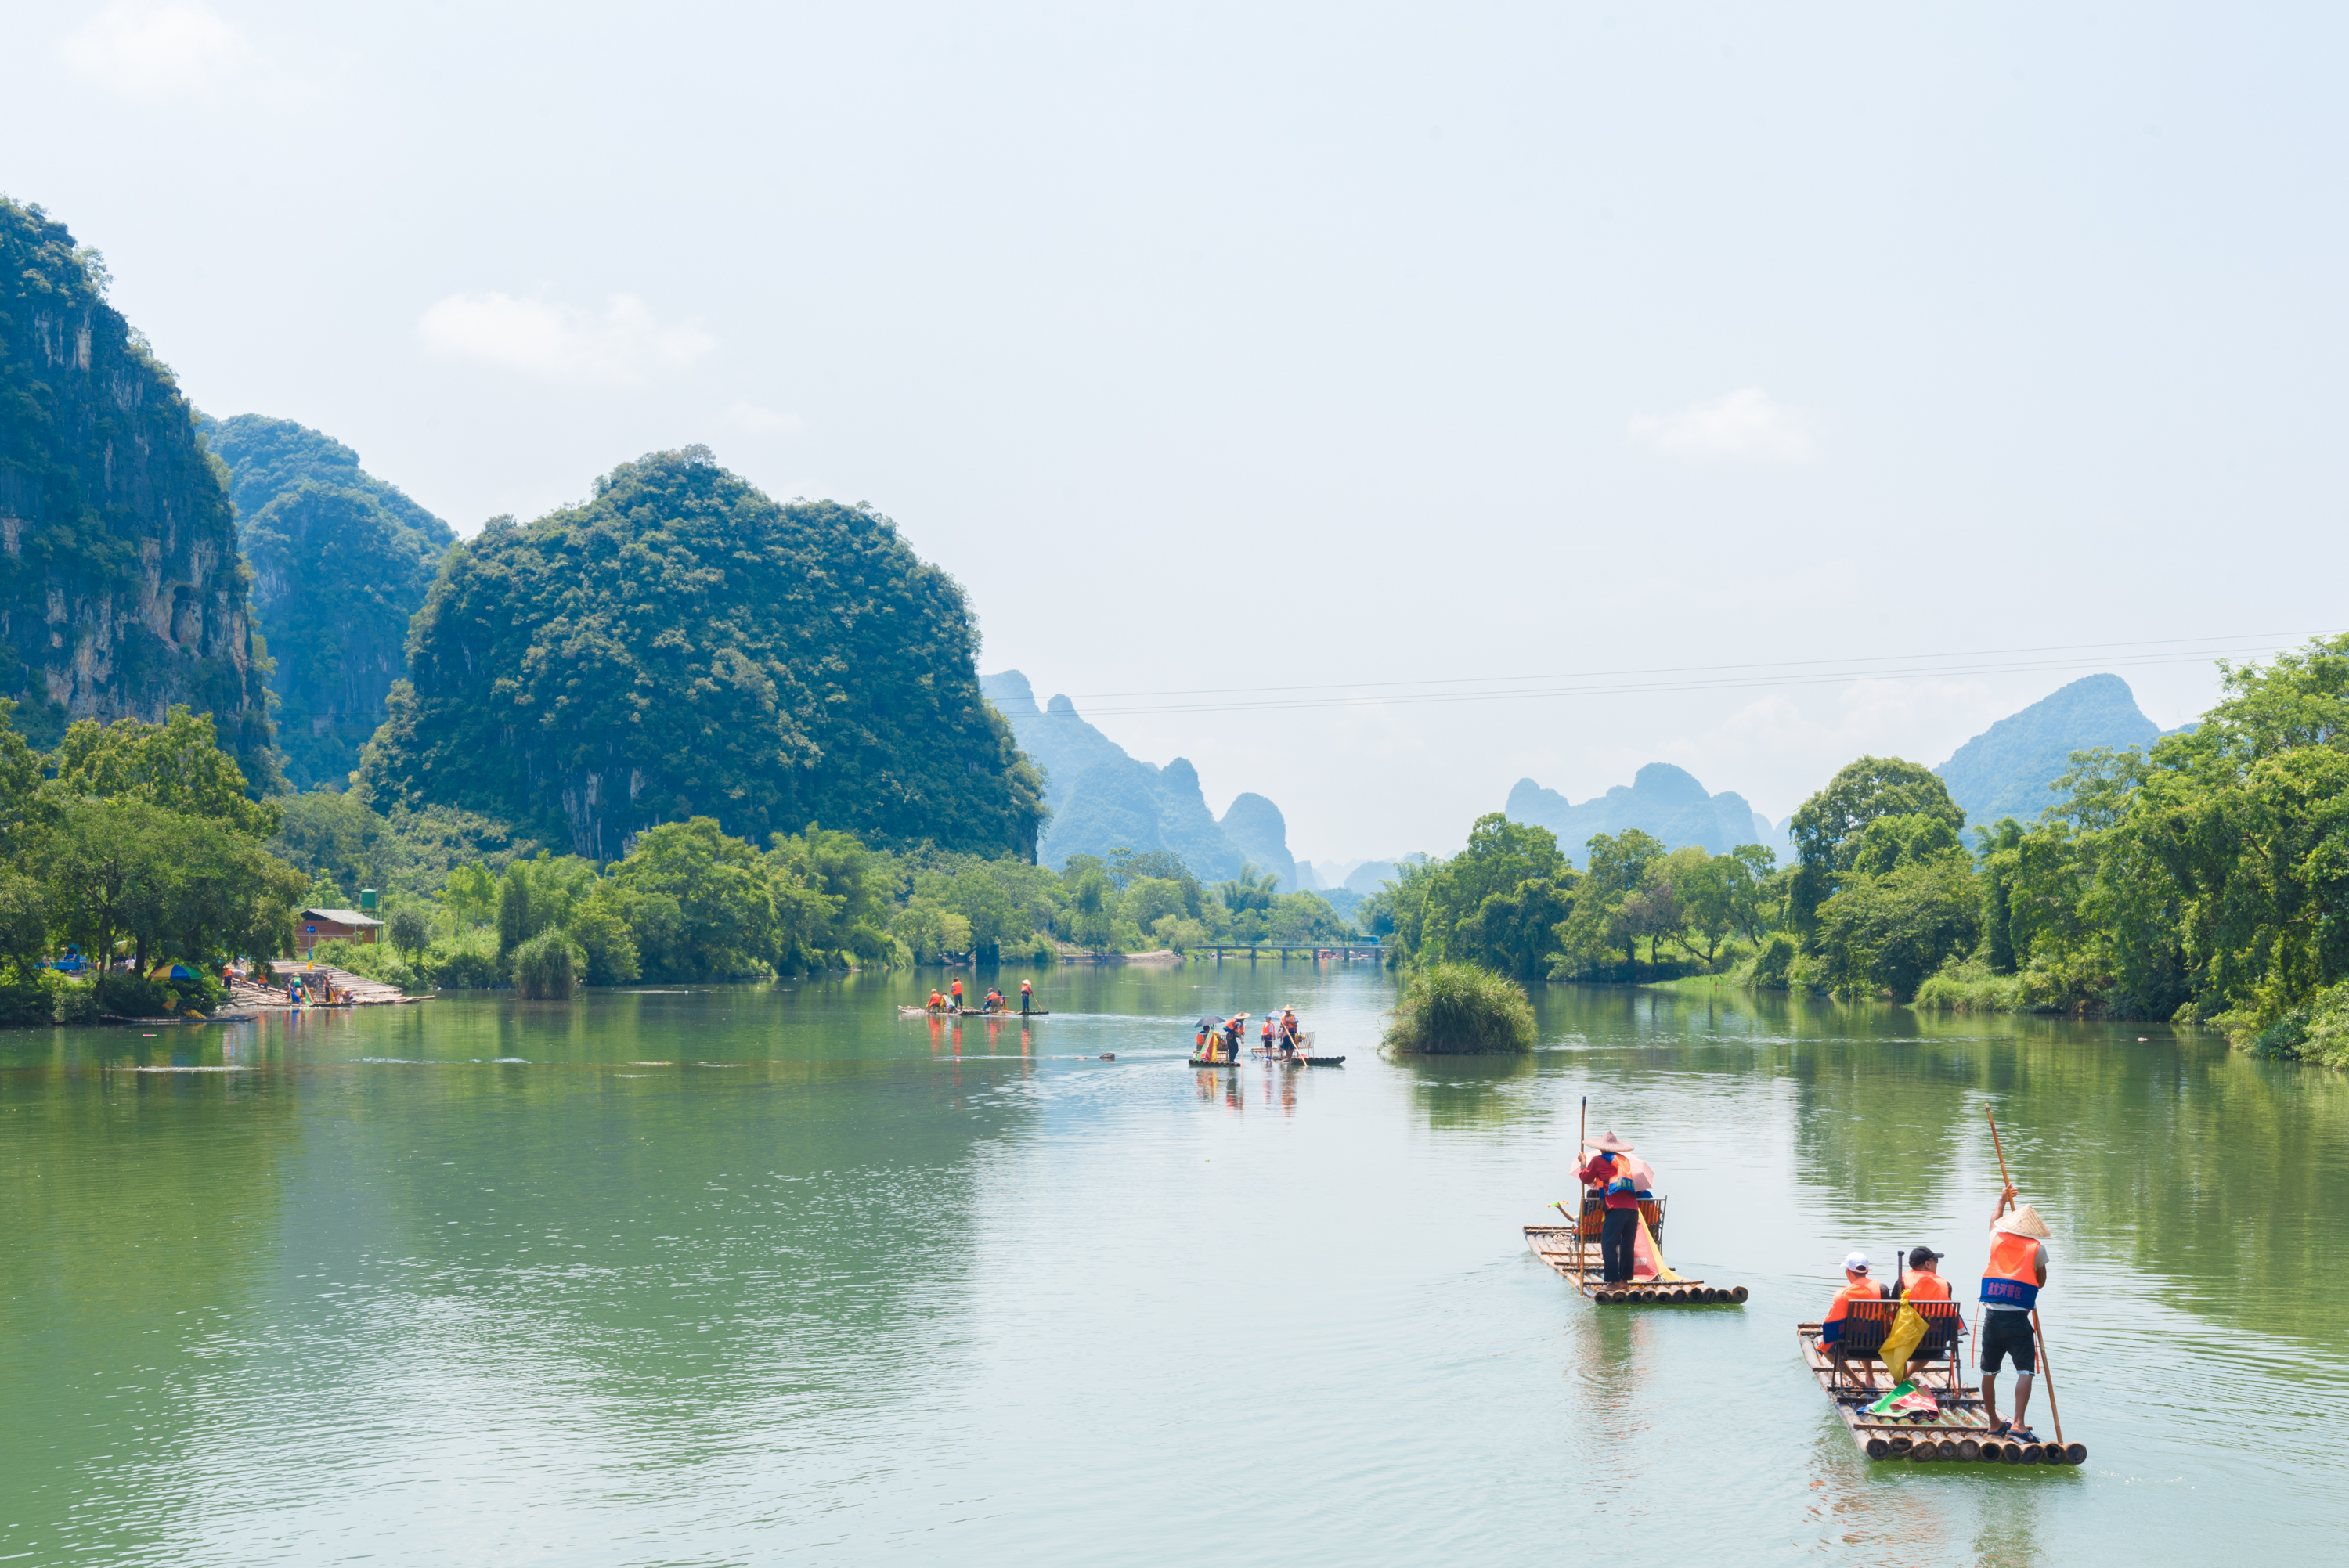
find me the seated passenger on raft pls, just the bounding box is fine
[1821,1250,1889,1390]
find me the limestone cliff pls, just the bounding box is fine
[199,414,453,789]
[0,199,276,782]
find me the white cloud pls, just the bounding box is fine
[723,403,804,434]
[1629,387,1817,464]
[417,293,713,384]
[59,3,254,103]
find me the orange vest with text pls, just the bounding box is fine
[1980,1234,2042,1310]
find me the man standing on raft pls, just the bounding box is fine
[1576,1132,1642,1283]
[1981,1184,2051,1441]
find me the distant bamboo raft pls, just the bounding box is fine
[1796,1310,2087,1465]
[1524,1206,1746,1306]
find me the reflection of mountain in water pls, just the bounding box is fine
[983,670,1301,885]
[1506,763,1786,864]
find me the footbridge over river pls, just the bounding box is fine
[1196,942,1385,962]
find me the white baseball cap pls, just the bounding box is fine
[1842,1251,1871,1274]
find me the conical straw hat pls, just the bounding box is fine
[1588,1130,1636,1153]
[1993,1203,2052,1239]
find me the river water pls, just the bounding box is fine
[3,967,2344,1565]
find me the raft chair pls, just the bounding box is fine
[1823,1297,1967,1397]
[1570,1192,1669,1243]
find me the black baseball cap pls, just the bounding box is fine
[1908,1245,1943,1267]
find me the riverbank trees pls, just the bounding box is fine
[0,701,307,1018]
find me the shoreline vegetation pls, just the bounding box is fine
[1366,635,2349,1070]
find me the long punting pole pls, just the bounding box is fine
[1575,1095,1589,1289]
[1986,1108,2066,1452]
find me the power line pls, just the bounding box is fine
[1018,633,2329,720]
[1052,631,2320,702]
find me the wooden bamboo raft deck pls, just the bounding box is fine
[1797,1314,2087,1465]
[1524,1223,1746,1305]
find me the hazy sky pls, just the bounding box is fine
[9,2,2344,861]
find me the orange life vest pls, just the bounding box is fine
[1820,1278,1883,1346]
[1981,1233,2042,1310]
[1900,1269,1953,1302]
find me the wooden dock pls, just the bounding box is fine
[1797,1311,2086,1465]
[1524,1220,1745,1305]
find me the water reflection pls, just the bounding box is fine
[3,971,2344,1563]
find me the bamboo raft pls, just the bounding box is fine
[1188,1054,1240,1068]
[1797,1304,2086,1465]
[1524,1201,1746,1305]
[898,1007,1050,1017]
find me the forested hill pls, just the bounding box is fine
[0,198,277,784]
[358,448,1044,860]
[199,414,453,789]
[1934,674,2161,825]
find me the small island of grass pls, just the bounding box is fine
[1381,962,1538,1054]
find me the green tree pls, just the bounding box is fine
[604,817,778,980]
[1120,875,1192,933]
[1788,755,1965,932]
[49,706,279,837]
[1065,869,1115,953]
[446,863,498,928]
[1386,816,1572,973]
[1555,828,1664,967]
[1216,863,1280,919]
[385,906,431,961]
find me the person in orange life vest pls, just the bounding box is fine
[1019,979,1033,1015]
[1194,1018,1213,1055]
[1576,1131,1642,1283]
[1981,1185,2052,1440]
[1260,1015,1274,1050]
[1900,1245,1952,1300]
[928,989,945,1011]
[1223,1015,1246,1058]
[1821,1251,1891,1390]
[951,978,964,1009]
[983,988,1003,1012]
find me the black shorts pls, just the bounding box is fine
[1982,1309,2036,1375]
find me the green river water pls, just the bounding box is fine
[3,967,2344,1565]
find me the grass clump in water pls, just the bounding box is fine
[1382,962,1537,1054]
[1912,957,2021,1013]
[512,930,582,1000]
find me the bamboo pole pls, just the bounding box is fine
[1575,1095,1589,1292]
[1986,1108,2067,1453]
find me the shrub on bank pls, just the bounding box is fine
[1913,957,2022,1013]
[426,928,507,989]
[1750,932,1799,991]
[314,938,420,990]
[2235,979,2349,1069]
[1382,962,1537,1054]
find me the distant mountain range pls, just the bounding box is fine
[1499,673,2191,864]
[982,672,1302,886]
[1932,672,2186,825]
[1506,764,1787,865]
